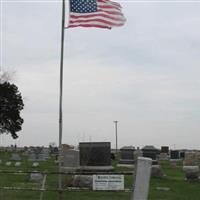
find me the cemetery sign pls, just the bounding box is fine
[93,175,124,191]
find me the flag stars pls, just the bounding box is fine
[70,0,97,13]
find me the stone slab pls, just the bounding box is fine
[119,159,135,164]
[11,153,21,161]
[183,166,199,173]
[117,164,134,168]
[61,166,81,172]
[30,172,43,182]
[79,142,111,166]
[80,166,114,172]
[132,157,152,200]
[63,149,80,168]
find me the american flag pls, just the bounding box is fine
[67,0,126,29]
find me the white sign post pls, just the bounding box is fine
[93,175,124,191]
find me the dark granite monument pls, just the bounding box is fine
[142,145,159,164]
[161,146,169,154]
[119,146,135,164]
[79,142,113,171]
[170,150,180,160]
[80,142,111,166]
[180,151,185,159]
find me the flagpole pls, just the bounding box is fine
[58,0,65,193]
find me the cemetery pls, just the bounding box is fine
[1,0,199,199]
[0,144,200,200]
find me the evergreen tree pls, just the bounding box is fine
[0,82,24,139]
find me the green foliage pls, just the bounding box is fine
[0,82,24,139]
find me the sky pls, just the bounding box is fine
[1,0,200,149]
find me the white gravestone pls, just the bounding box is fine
[32,162,39,167]
[6,161,12,166]
[30,172,43,182]
[15,162,21,167]
[132,157,152,200]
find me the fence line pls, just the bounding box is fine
[0,169,133,199]
[39,174,47,200]
[0,186,132,192]
[0,170,134,175]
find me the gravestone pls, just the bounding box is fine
[132,157,152,200]
[180,151,185,159]
[111,153,115,160]
[11,153,21,161]
[32,162,39,167]
[41,148,49,159]
[161,146,169,154]
[79,142,113,171]
[134,147,143,158]
[159,153,168,161]
[151,165,165,178]
[170,150,180,160]
[38,154,46,161]
[30,172,43,182]
[34,147,42,155]
[184,152,197,166]
[5,161,11,166]
[195,152,200,161]
[28,153,37,161]
[170,162,177,169]
[119,146,135,165]
[15,162,21,167]
[183,166,199,180]
[142,146,159,164]
[62,149,80,171]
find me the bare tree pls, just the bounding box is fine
[0,71,16,84]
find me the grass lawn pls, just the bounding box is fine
[0,151,200,200]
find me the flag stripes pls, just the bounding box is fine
[67,0,126,29]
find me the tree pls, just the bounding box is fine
[0,81,24,139]
[0,70,15,84]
